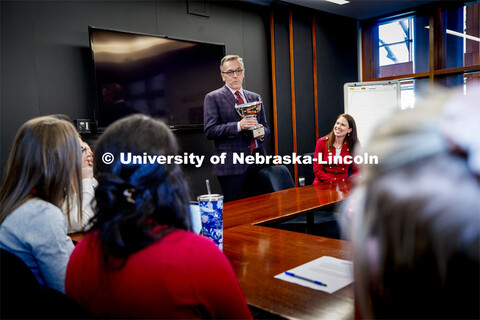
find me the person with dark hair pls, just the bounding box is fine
[0,116,81,293]
[204,54,270,202]
[348,89,480,319]
[313,113,359,184]
[65,114,252,319]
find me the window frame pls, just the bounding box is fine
[361,2,480,86]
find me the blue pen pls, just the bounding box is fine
[284,271,327,287]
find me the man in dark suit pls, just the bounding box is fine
[204,55,270,202]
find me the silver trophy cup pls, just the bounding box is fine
[235,100,265,139]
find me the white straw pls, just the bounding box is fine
[206,179,211,194]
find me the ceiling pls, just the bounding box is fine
[249,0,447,20]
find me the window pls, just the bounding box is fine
[363,13,430,79]
[439,71,480,93]
[399,79,429,110]
[362,2,480,101]
[443,4,480,69]
[378,17,418,78]
[379,18,413,67]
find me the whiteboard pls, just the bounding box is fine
[344,81,400,145]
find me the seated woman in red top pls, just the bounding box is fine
[65,115,252,319]
[313,113,359,184]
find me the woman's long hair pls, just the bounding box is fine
[325,113,359,152]
[91,115,192,266]
[0,116,82,227]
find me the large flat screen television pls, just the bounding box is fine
[88,27,225,130]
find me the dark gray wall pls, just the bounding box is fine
[1,0,358,197]
[315,10,359,138]
[272,4,358,179]
[0,0,271,198]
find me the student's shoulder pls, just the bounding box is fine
[176,230,215,245]
[315,136,329,150]
[174,231,223,257]
[4,199,66,236]
[15,198,61,218]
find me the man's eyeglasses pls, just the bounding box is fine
[222,69,244,77]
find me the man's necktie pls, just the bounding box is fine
[235,91,256,153]
[234,90,245,104]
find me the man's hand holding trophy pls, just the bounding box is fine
[235,100,265,139]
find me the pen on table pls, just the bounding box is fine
[284,271,327,287]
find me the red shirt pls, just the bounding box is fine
[313,136,358,184]
[66,230,252,319]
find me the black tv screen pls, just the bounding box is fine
[89,27,225,130]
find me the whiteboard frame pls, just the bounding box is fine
[343,80,401,144]
[344,80,401,112]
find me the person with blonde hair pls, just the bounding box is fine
[0,116,81,293]
[348,89,480,319]
[64,138,97,232]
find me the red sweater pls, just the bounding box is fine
[66,230,252,319]
[313,136,358,184]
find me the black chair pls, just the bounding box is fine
[297,152,315,186]
[0,248,95,319]
[255,165,295,195]
[256,159,342,238]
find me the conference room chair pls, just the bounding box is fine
[261,158,342,238]
[0,248,95,319]
[255,164,295,195]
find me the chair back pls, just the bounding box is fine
[256,165,295,194]
[0,248,95,319]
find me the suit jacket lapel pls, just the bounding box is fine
[221,85,236,106]
[244,89,251,103]
[243,90,258,103]
[221,85,242,120]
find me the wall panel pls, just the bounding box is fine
[1,0,358,194]
[293,10,315,157]
[0,0,271,198]
[315,11,358,138]
[271,4,358,183]
[273,5,294,175]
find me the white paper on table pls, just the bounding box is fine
[274,256,354,294]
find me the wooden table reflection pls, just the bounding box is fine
[223,180,352,229]
[224,224,353,320]
[223,180,354,319]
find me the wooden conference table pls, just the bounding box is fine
[223,180,354,320]
[69,180,354,319]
